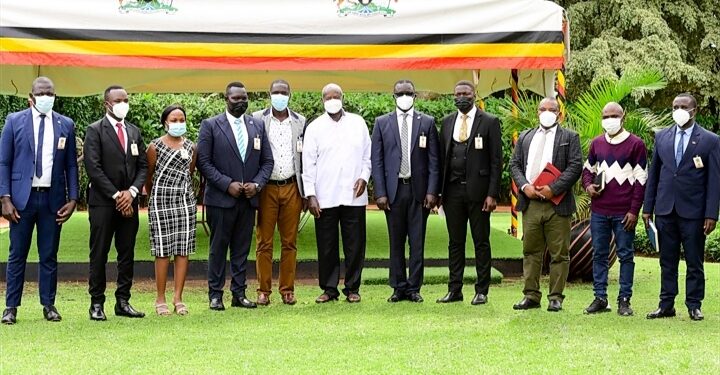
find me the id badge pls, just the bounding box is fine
[180,149,189,160]
[419,134,427,148]
[296,139,303,153]
[475,136,483,150]
[130,143,139,156]
[254,136,261,150]
[693,156,704,169]
[57,137,66,150]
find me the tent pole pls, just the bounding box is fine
[508,69,520,238]
[472,69,485,110]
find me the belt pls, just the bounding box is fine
[268,176,296,186]
[399,177,412,185]
[31,186,50,192]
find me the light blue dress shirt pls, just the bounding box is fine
[674,123,694,161]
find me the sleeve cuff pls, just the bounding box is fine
[129,186,138,198]
[112,191,120,199]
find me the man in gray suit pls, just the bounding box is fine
[252,79,306,306]
[510,97,583,312]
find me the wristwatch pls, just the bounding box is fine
[255,183,260,193]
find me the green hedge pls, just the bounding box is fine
[634,225,720,262]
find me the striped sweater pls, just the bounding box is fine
[582,130,648,216]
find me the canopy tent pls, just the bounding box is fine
[0,0,568,97]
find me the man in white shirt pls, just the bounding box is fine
[303,83,371,303]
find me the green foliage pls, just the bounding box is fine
[634,224,719,262]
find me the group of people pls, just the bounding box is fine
[1,76,717,325]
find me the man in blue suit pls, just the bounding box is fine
[643,93,720,321]
[0,77,79,324]
[197,81,274,310]
[371,79,440,303]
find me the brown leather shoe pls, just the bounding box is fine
[315,293,338,303]
[346,293,361,303]
[282,293,297,305]
[256,292,270,306]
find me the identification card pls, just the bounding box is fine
[57,137,66,150]
[254,136,261,150]
[693,155,704,169]
[419,134,427,148]
[296,139,303,153]
[130,143,139,156]
[180,149,189,160]
[475,136,483,150]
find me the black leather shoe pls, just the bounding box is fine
[547,300,563,312]
[114,300,145,318]
[646,307,676,319]
[89,304,106,321]
[43,305,62,322]
[436,292,463,303]
[584,297,610,314]
[407,292,424,303]
[513,297,540,310]
[209,298,225,311]
[231,295,257,309]
[1,308,17,325]
[471,293,488,305]
[387,292,405,303]
[689,308,704,321]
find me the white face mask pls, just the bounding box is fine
[395,95,414,111]
[672,109,691,127]
[539,111,557,128]
[112,102,130,119]
[324,98,343,115]
[601,118,622,136]
[33,95,55,114]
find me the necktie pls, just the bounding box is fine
[35,114,46,178]
[234,118,246,162]
[676,130,685,167]
[459,114,469,142]
[116,123,125,153]
[400,113,410,176]
[528,128,548,183]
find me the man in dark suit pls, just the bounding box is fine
[510,97,582,312]
[643,93,720,321]
[84,85,147,321]
[0,77,79,325]
[436,80,503,305]
[371,79,440,303]
[197,81,273,310]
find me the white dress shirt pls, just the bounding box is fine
[32,106,54,187]
[302,112,372,209]
[226,111,248,156]
[452,106,477,142]
[396,108,413,178]
[523,125,557,189]
[268,115,295,180]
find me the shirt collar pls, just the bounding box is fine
[538,124,558,134]
[457,106,477,120]
[676,123,694,135]
[604,129,631,144]
[106,113,124,127]
[396,108,414,119]
[226,111,244,126]
[31,106,52,120]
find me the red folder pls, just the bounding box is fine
[533,163,566,205]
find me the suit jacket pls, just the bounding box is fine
[438,108,503,202]
[643,123,720,220]
[252,108,306,197]
[0,108,79,212]
[83,116,147,206]
[510,125,583,217]
[197,112,274,208]
[371,110,440,204]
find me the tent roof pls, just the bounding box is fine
[0,0,567,96]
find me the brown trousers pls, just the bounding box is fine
[255,181,303,295]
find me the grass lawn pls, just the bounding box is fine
[0,257,718,373]
[0,211,523,263]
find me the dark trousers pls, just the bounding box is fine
[314,205,366,298]
[207,199,255,300]
[590,212,635,300]
[88,204,139,305]
[5,190,62,308]
[655,211,706,310]
[385,183,429,295]
[443,182,492,295]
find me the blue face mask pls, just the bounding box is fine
[271,94,289,112]
[33,95,55,114]
[167,122,187,137]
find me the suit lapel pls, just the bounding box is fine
[664,128,678,172]
[103,117,126,156]
[444,113,457,155]
[244,114,256,161]
[52,112,61,160]
[24,109,35,156]
[388,112,401,152]
[410,112,421,153]
[217,115,243,161]
[468,109,482,141]
[522,128,538,166]
[680,125,701,168]
[551,126,563,166]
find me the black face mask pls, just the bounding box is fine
[454,97,474,114]
[228,101,248,117]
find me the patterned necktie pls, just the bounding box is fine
[234,118,246,162]
[36,114,46,178]
[458,114,469,142]
[116,123,125,154]
[675,129,685,167]
[528,128,548,183]
[400,113,410,176]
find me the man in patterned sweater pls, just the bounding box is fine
[581,102,648,316]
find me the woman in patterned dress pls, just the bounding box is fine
[145,105,197,316]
